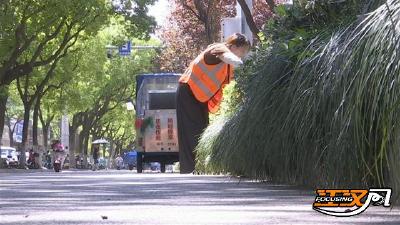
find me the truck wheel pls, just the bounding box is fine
[137,153,143,173]
[161,162,166,173]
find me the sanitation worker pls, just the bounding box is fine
[176,33,251,174]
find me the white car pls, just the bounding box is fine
[0,146,19,167]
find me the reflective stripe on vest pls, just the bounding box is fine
[190,71,214,99]
[197,62,225,89]
[207,65,233,113]
[187,60,227,102]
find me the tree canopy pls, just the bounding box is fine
[0,0,158,167]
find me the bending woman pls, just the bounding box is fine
[176,33,251,174]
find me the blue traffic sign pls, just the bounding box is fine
[119,41,131,56]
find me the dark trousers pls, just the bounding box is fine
[176,83,209,174]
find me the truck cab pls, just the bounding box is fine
[135,73,180,173]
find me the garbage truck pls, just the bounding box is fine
[135,73,180,173]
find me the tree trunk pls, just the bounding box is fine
[109,140,115,169]
[69,113,82,169]
[83,132,90,165]
[266,0,276,11]
[79,128,90,166]
[78,130,85,164]
[39,107,53,154]
[40,117,51,169]
[6,116,14,147]
[42,124,49,151]
[19,105,31,167]
[69,125,77,168]
[32,97,40,147]
[32,97,44,167]
[205,20,214,44]
[0,91,8,146]
[205,1,215,44]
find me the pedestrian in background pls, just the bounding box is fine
[92,146,100,171]
[115,155,123,170]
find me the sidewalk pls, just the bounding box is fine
[1,170,400,224]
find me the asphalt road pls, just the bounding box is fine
[1,169,400,225]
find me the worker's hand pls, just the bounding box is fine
[219,52,243,67]
[210,43,230,55]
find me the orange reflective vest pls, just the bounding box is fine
[179,51,234,113]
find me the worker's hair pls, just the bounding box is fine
[225,33,251,48]
[207,33,251,55]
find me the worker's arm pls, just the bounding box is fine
[206,43,243,67]
[218,52,243,67]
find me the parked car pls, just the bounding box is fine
[0,146,19,167]
[123,151,137,170]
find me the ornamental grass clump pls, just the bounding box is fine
[197,0,400,202]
